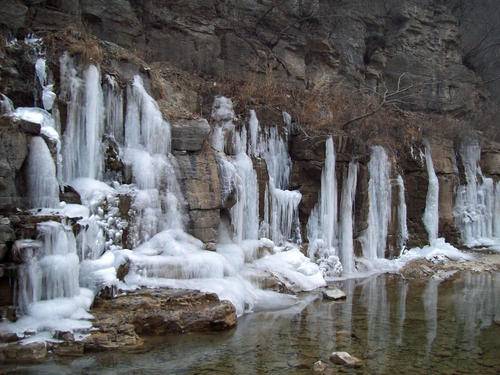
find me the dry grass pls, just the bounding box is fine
[45,26,103,65]
[213,67,485,150]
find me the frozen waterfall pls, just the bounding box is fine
[26,136,60,208]
[454,140,500,247]
[396,175,409,250]
[307,137,342,277]
[339,161,358,275]
[60,54,105,182]
[423,141,439,243]
[362,146,391,260]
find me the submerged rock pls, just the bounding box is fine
[322,287,346,301]
[329,351,362,368]
[0,341,47,363]
[312,360,330,373]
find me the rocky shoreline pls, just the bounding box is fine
[0,288,237,363]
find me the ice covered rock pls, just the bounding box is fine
[322,287,346,301]
[329,351,362,368]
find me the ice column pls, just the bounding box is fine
[339,161,358,274]
[307,137,342,276]
[363,146,391,259]
[17,221,80,313]
[61,54,105,182]
[423,141,439,243]
[454,140,499,246]
[26,136,60,208]
[396,175,409,249]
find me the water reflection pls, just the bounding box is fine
[423,277,440,354]
[3,272,500,375]
[396,278,407,346]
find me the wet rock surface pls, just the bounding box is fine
[401,253,500,280]
[329,351,362,368]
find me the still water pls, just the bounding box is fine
[4,272,500,374]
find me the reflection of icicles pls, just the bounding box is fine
[26,137,60,208]
[340,278,355,339]
[361,275,389,366]
[423,141,439,243]
[396,175,409,250]
[339,161,358,274]
[454,272,498,350]
[396,278,408,346]
[423,277,440,354]
[363,146,391,260]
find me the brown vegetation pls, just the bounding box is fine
[45,26,103,65]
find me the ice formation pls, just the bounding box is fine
[396,175,409,250]
[26,137,60,208]
[454,140,500,247]
[339,161,358,275]
[3,56,328,340]
[307,137,342,277]
[423,140,439,243]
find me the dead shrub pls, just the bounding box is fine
[45,26,103,65]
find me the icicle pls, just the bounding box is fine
[17,221,80,313]
[423,140,439,243]
[26,137,60,208]
[230,150,259,242]
[125,75,170,155]
[248,109,259,156]
[260,127,292,190]
[339,161,358,275]
[35,57,56,111]
[269,189,302,244]
[396,175,409,249]
[454,140,499,247]
[363,146,391,259]
[61,56,105,182]
[495,182,500,238]
[307,137,342,276]
[104,75,124,145]
[123,75,184,245]
[210,96,235,153]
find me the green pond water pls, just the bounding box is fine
[3,271,500,374]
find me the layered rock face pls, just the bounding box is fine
[2,0,497,114]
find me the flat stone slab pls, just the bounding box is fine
[84,288,237,351]
[322,287,346,300]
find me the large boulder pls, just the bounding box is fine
[176,144,221,243]
[171,118,210,152]
[83,288,237,351]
